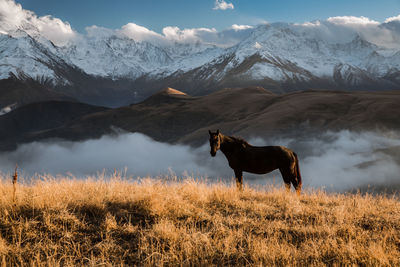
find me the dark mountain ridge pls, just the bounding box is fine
[0,87,399,151]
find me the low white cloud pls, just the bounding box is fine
[213,0,234,10]
[385,14,400,23]
[0,0,76,46]
[0,133,221,178]
[289,131,400,191]
[325,16,400,49]
[1,131,400,193]
[91,22,247,47]
[2,0,400,52]
[162,26,217,43]
[84,23,230,47]
[0,0,240,47]
[290,15,400,49]
[297,21,321,27]
[33,15,76,45]
[231,24,253,31]
[0,0,29,32]
[118,23,164,42]
[327,16,379,26]
[108,15,400,49]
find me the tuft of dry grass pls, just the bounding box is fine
[0,173,399,266]
[11,165,18,203]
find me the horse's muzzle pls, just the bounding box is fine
[210,151,216,157]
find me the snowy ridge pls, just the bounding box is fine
[1,21,400,89]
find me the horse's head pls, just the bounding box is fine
[208,129,221,157]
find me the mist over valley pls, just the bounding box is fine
[0,78,399,194]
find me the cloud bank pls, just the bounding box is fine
[2,0,400,49]
[231,24,253,31]
[119,23,162,43]
[84,22,252,48]
[385,14,400,23]
[0,0,248,47]
[0,0,76,46]
[293,15,400,49]
[1,131,399,193]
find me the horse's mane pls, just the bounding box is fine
[227,135,250,148]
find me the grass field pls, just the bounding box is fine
[0,173,399,266]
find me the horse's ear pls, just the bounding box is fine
[216,129,220,135]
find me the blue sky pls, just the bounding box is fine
[15,0,400,33]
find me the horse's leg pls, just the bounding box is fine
[279,168,291,193]
[293,155,302,196]
[234,169,243,191]
[291,176,301,196]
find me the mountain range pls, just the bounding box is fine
[1,19,400,109]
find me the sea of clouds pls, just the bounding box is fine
[0,131,399,193]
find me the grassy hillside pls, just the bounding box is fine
[3,88,400,150]
[0,174,399,266]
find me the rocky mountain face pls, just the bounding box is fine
[1,22,400,108]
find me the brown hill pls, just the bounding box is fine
[0,101,107,150]
[101,87,400,145]
[0,76,76,109]
[0,87,399,150]
[141,87,192,105]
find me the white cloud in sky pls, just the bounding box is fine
[119,23,164,42]
[325,16,400,49]
[162,26,217,43]
[292,15,400,49]
[385,14,400,23]
[231,24,253,31]
[84,22,249,47]
[0,0,76,46]
[0,0,29,31]
[213,0,234,10]
[297,21,321,27]
[327,16,380,26]
[2,0,400,50]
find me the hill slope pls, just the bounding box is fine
[0,76,76,113]
[0,87,399,150]
[0,101,107,150]
[0,176,399,266]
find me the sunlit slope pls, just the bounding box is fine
[0,175,399,266]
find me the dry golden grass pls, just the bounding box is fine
[0,173,399,266]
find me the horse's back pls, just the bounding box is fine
[247,145,294,158]
[250,145,296,165]
[239,145,295,173]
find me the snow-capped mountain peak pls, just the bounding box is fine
[1,17,400,107]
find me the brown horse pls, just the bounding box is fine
[209,130,302,195]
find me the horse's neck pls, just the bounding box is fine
[220,135,238,155]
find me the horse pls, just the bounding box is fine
[209,130,302,195]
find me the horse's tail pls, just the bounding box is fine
[293,152,302,195]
